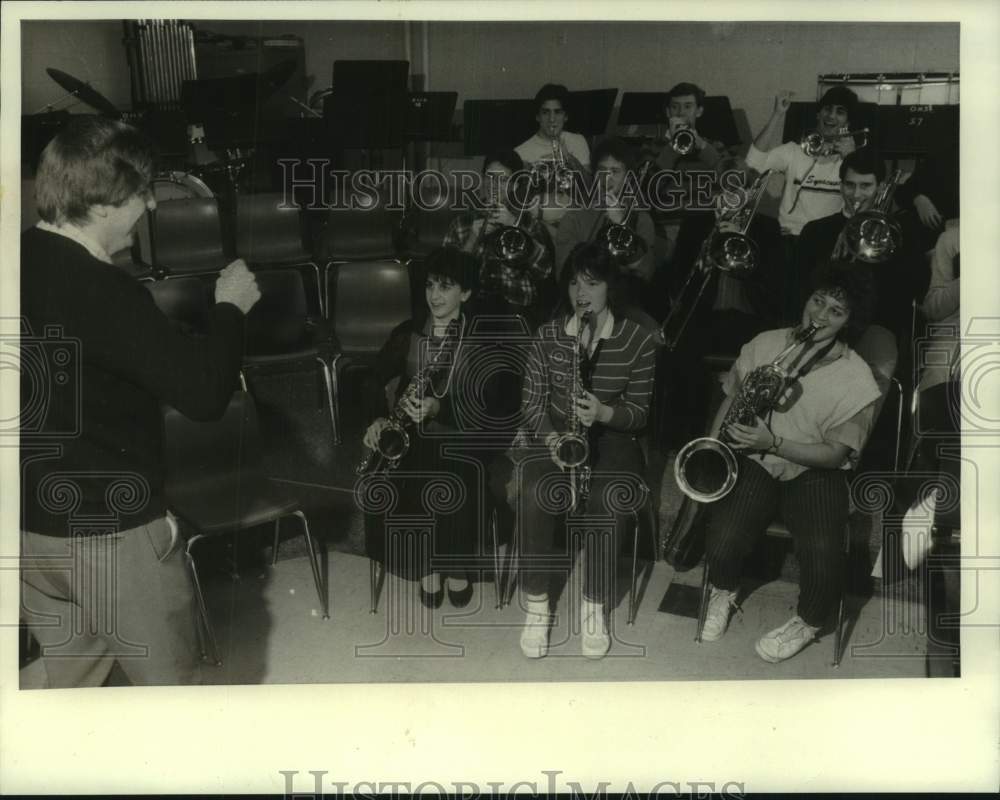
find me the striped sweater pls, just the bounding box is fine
[521,315,658,437]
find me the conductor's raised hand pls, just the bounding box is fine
[773,90,793,114]
[215,259,261,315]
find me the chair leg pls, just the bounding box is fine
[695,563,711,643]
[503,522,520,608]
[185,549,222,666]
[369,559,383,614]
[317,357,340,446]
[271,518,281,566]
[329,353,343,446]
[628,509,640,625]
[491,508,502,610]
[293,510,329,619]
[833,524,851,668]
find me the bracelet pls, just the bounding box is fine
[769,435,783,455]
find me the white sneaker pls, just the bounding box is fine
[519,598,552,659]
[580,598,611,660]
[700,585,738,642]
[755,615,820,663]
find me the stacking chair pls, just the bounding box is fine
[164,389,328,666]
[691,326,903,666]
[153,198,230,277]
[235,192,324,317]
[397,179,458,259]
[242,268,339,444]
[144,275,214,336]
[325,259,413,444]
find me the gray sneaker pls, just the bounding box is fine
[700,585,738,642]
[755,615,820,663]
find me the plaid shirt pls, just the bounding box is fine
[444,212,554,308]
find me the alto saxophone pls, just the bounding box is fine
[673,322,821,503]
[355,318,461,476]
[551,310,593,509]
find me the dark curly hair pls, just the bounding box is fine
[806,260,876,344]
[422,247,479,293]
[555,241,622,319]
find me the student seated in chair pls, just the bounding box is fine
[698,262,881,663]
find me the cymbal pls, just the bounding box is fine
[46,68,119,116]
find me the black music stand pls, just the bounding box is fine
[566,88,618,138]
[700,96,741,147]
[327,60,410,150]
[617,92,669,126]
[463,98,537,156]
[406,92,458,141]
[876,105,958,157]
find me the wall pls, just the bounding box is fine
[21,19,959,136]
[428,21,959,134]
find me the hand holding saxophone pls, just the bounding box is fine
[725,416,775,451]
[363,418,389,451]
[401,394,440,424]
[574,390,609,428]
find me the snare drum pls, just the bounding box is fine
[151,171,214,202]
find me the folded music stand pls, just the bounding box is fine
[566,88,619,138]
[463,98,538,156]
[406,91,458,141]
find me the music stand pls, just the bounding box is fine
[565,88,618,137]
[876,105,958,156]
[327,60,410,149]
[617,92,669,126]
[406,92,458,141]
[700,96,741,147]
[463,98,537,156]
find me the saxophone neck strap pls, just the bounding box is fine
[790,337,838,381]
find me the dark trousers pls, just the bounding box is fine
[704,455,849,627]
[516,432,645,604]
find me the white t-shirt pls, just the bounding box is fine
[515,130,590,168]
[515,131,591,234]
[723,328,881,481]
[745,142,844,236]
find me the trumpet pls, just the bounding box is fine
[551,310,593,509]
[842,169,904,263]
[660,170,774,351]
[534,135,575,194]
[674,322,820,503]
[800,127,870,158]
[356,318,462,475]
[671,125,697,156]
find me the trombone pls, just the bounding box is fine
[660,170,774,352]
[800,127,870,158]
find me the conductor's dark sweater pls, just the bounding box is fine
[20,226,245,535]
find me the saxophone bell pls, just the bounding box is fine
[673,322,820,503]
